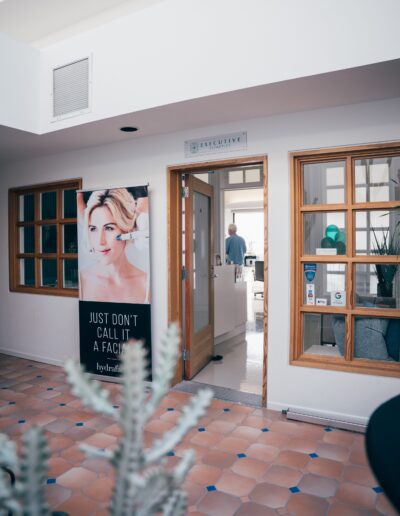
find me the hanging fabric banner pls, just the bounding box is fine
[77,185,151,380]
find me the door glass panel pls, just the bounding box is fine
[355,156,400,203]
[303,212,346,255]
[302,313,344,357]
[193,191,209,332]
[303,161,345,205]
[63,224,77,253]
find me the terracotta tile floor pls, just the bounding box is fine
[0,354,397,515]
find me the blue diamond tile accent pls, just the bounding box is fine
[373,486,383,493]
[27,365,33,368]
[309,453,319,458]
[237,453,247,458]
[75,422,84,427]
[113,405,119,409]
[167,408,175,411]
[166,451,175,456]
[59,403,66,407]
[36,375,42,378]
[18,420,26,424]
[206,485,216,492]
[289,486,300,493]
[47,478,56,485]
[198,427,206,432]
[223,408,230,412]
[9,401,16,405]
[47,387,54,391]
[324,427,333,432]
[261,427,269,432]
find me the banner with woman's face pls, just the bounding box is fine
[77,185,152,379]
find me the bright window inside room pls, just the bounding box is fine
[291,146,400,377]
[9,179,82,297]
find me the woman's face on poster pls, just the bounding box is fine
[88,206,125,265]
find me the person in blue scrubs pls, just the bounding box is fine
[225,223,247,265]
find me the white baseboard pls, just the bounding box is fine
[0,348,65,368]
[267,401,369,427]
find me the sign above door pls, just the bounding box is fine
[184,131,247,158]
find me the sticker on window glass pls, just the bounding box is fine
[331,291,345,306]
[306,284,315,305]
[304,263,317,282]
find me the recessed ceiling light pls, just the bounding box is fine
[120,126,138,133]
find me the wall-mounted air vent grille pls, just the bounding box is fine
[53,58,89,117]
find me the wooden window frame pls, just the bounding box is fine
[9,178,82,297]
[290,142,400,378]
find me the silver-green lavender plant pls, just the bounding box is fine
[0,426,51,516]
[64,324,213,516]
[0,325,213,516]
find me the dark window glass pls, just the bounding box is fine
[41,225,57,253]
[64,259,78,288]
[19,258,35,286]
[63,224,77,253]
[41,259,57,287]
[41,191,57,220]
[19,226,35,253]
[19,194,34,222]
[63,189,77,218]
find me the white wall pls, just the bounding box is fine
[0,32,40,132]
[1,97,400,422]
[38,0,400,133]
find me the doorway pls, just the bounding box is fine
[167,156,268,405]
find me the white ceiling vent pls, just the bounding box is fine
[53,58,89,118]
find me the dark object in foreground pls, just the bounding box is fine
[365,394,400,512]
[211,355,223,361]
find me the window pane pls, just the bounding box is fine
[245,168,260,183]
[63,259,78,288]
[354,156,400,203]
[41,225,57,253]
[229,170,243,184]
[303,212,346,255]
[41,191,57,220]
[355,209,400,255]
[19,194,34,222]
[19,226,35,253]
[19,258,35,286]
[63,224,77,253]
[302,313,343,357]
[303,263,346,306]
[303,161,345,205]
[63,189,77,218]
[355,263,399,309]
[353,316,398,362]
[41,259,57,287]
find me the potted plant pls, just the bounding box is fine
[372,219,400,298]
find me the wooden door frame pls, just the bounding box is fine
[167,155,269,406]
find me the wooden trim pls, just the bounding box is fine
[262,156,268,406]
[290,142,400,378]
[9,178,82,297]
[167,155,269,405]
[290,141,400,160]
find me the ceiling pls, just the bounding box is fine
[0,59,399,166]
[0,0,164,47]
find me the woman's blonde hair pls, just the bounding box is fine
[84,189,137,248]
